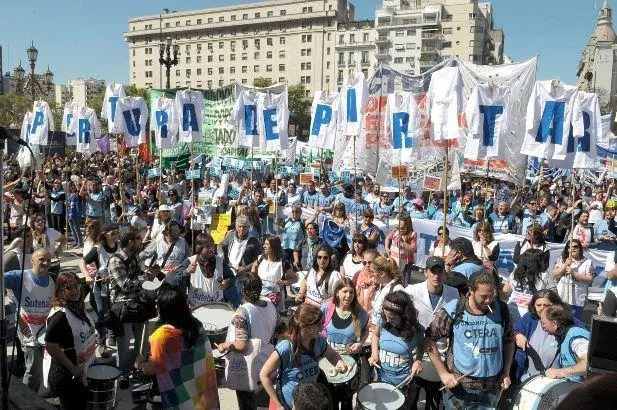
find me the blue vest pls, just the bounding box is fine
[377,326,423,385]
[338,195,355,215]
[443,299,504,379]
[283,219,305,250]
[559,326,590,383]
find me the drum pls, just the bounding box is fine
[141,279,162,299]
[356,382,405,410]
[87,363,121,409]
[191,302,235,346]
[318,355,359,397]
[513,375,575,410]
[418,340,447,383]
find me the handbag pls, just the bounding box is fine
[224,306,274,392]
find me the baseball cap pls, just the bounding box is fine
[426,256,445,270]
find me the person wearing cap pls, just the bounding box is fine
[405,256,458,409]
[410,198,428,220]
[144,204,173,244]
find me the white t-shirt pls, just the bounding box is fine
[114,96,149,147]
[151,96,179,149]
[309,91,342,150]
[305,269,344,307]
[175,89,204,143]
[342,253,363,281]
[371,280,405,326]
[555,257,593,307]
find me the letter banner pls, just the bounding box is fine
[411,219,610,292]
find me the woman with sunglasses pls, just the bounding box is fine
[297,245,344,308]
[552,239,593,321]
[429,226,451,258]
[260,304,348,410]
[472,221,500,263]
[45,272,96,409]
[144,204,173,243]
[340,233,368,281]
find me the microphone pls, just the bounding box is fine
[0,126,29,147]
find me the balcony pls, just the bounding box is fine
[421,32,441,40]
[375,51,392,60]
[421,46,440,57]
[361,60,371,67]
[375,36,391,44]
[420,59,440,68]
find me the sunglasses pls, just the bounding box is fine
[362,261,372,266]
[353,239,364,243]
[317,255,329,260]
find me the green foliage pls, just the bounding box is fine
[288,84,311,141]
[0,93,31,129]
[253,77,273,88]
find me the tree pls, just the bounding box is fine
[288,84,311,141]
[253,77,273,88]
[0,93,32,129]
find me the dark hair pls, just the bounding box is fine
[562,239,582,260]
[363,208,374,219]
[543,304,574,337]
[575,210,589,223]
[474,221,494,242]
[512,249,545,293]
[469,269,497,291]
[97,223,119,243]
[332,278,362,339]
[554,374,617,410]
[293,383,333,410]
[528,289,562,318]
[306,222,319,231]
[526,223,546,245]
[381,290,420,342]
[157,287,202,347]
[312,245,335,292]
[437,226,449,236]
[194,232,214,254]
[286,304,323,366]
[240,273,263,304]
[398,215,413,232]
[450,237,475,258]
[351,233,368,257]
[119,226,141,248]
[264,235,282,262]
[52,272,85,307]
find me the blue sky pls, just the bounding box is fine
[0,0,606,86]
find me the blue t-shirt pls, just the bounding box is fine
[337,194,356,215]
[283,219,305,250]
[316,193,335,208]
[302,190,319,207]
[275,337,328,409]
[4,270,51,301]
[87,192,104,218]
[373,202,394,217]
[377,326,423,385]
[320,303,369,350]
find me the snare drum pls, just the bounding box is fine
[356,382,405,410]
[513,375,575,410]
[87,363,121,409]
[318,355,359,397]
[141,279,162,299]
[191,302,235,346]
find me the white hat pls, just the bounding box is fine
[158,204,172,212]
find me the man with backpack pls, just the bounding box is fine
[424,270,515,409]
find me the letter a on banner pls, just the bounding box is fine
[176,89,205,143]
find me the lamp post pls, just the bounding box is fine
[159,36,179,90]
[13,42,54,101]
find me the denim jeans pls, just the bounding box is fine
[23,345,44,393]
[116,321,147,375]
[68,219,83,244]
[92,283,109,343]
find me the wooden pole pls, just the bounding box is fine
[191,142,196,246]
[353,134,358,230]
[442,143,449,245]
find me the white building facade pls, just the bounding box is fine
[55,78,106,107]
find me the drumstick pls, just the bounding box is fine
[390,374,413,392]
[439,371,474,391]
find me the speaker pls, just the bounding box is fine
[588,315,617,374]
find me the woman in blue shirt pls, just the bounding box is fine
[320,278,369,409]
[260,304,349,410]
[369,290,424,409]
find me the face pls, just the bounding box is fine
[475,208,484,220]
[300,320,321,342]
[383,309,402,327]
[33,216,46,231]
[53,182,61,190]
[316,251,330,269]
[105,229,118,243]
[270,181,276,190]
[381,193,389,203]
[426,266,445,287]
[534,297,553,316]
[353,237,364,253]
[569,241,582,258]
[254,191,263,202]
[337,286,355,307]
[236,222,249,238]
[160,210,170,220]
[288,184,296,194]
[308,181,315,192]
[540,311,558,335]
[167,224,181,239]
[373,184,380,194]
[306,224,317,238]
[263,239,272,254]
[579,212,589,226]
[320,184,329,195]
[199,239,215,259]
[32,252,51,273]
[528,201,537,213]
[470,284,495,311]
[292,208,302,220]
[363,216,372,225]
[398,221,408,233]
[64,279,82,302]
[362,253,375,269]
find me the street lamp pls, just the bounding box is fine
[159,36,179,90]
[13,41,53,101]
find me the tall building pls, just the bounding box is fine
[55,77,106,107]
[1,72,54,101]
[577,0,617,107]
[125,0,355,96]
[374,0,504,75]
[335,20,377,87]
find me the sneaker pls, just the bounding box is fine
[119,375,130,390]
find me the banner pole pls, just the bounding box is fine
[353,134,358,230]
[159,147,163,201]
[191,141,196,247]
[250,147,254,187]
[442,143,449,245]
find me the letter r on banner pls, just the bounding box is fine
[155,110,169,139]
[479,105,503,147]
[264,108,279,141]
[78,119,91,144]
[311,104,332,136]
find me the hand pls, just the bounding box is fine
[215,342,231,354]
[499,374,511,390]
[335,360,348,374]
[219,279,229,290]
[187,263,196,275]
[147,269,158,281]
[348,343,362,354]
[70,364,83,378]
[276,279,286,287]
[84,276,94,285]
[295,293,305,303]
[545,368,564,379]
[440,372,459,389]
[368,355,379,367]
[515,333,528,350]
[411,360,423,377]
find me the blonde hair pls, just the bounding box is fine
[371,256,401,282]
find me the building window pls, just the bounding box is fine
[230,54,236,61]
[242,53,248,60]
[350,34,355,43]
[231,15,236,21]
[230,67,236,74]
[407,28,417,36]
[326,47,330,55]
[243,14,248,20]
[254,52,260,59]
[302,6,313,13]
[197,68,202,75]
[242,66,248,73]
[242,79,247,84]
[442,41,452,48]
[301,76,311,84]
[301,62,312,70]
[255,12,260,18]
[280,37,286,45]
[208,18,213,23]
[469,13,476,19]
[267,37,273,46]
[219,55,224,61]
[363,33,369,42]
[186,69,191,77]
[255,39,260,49]
[254,65,260,72]
[443,28,452,35]
[186,20,191,26]
[406,57,414,63]
[302,21,312,29]
[362,51,369,63]
[338,53,344,64]
[197,19,202,25]
[339,35,344,44]
[207,68,213,75]
[326,61,330,69]
[176,69,181,76]
[219,67,224,74]
[208,55,213,62]
[394,57,403,64]
[279,50,285,58]
[208,80,213,88]
[175,21,180,27]
[301,34,312,43]
[267,51,272,59]
[395,30,405,37]
[280,10,286,16]
[279,64,285,71]
[266,65,272,72]
[301,48,312,57]
[165,22,170,28]
[267,11,274,17]
[185,57,191,63]
[242,39,248,49]
[219,42,224,49]
[219,16,224,22]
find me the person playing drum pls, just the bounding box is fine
[320,278,369,409]
[368,291,424,409]
[187,232,234,307]
[45,272,96,409]
[425,270,514,409]
[260,304,348,410]
[405,256,458,409]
